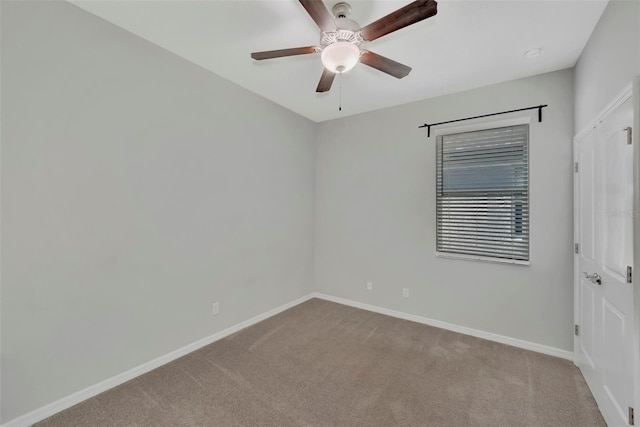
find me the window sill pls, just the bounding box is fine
[435,252,530,266]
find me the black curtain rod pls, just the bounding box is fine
[418,104,548,137]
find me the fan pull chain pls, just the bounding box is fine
[338,71,342,112]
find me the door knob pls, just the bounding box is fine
[583,272,602,285]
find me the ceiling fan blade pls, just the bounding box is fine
[251,46,317,60]
[299,0,337,32]
[316,68,336,93]
[360,51,412,79]
[359,0,437,42]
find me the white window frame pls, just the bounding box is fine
[434,116,531,266]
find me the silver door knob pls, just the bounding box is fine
[583,272,602,285]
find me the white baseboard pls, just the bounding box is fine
[311,292,574,361]
[1,294,313,427]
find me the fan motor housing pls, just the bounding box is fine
[320,2,362,48]
[320,29,362,48]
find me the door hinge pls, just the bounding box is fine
[574,162,579,173]
[575,324,579,336]
[627,266,633,284]
[629,406,634,425]
[575,243,579,254]
[625,127,632,145]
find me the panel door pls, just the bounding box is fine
[575,96,635,427]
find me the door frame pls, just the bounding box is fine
[573,77,640,420]
[633,75,640,422]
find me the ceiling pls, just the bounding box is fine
[69,0,608,122]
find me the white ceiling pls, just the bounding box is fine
[69,0,608,122]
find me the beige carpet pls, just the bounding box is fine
[37,298,605,426]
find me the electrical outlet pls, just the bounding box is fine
[402,288,409,298]
[212,302,219,316]
[366,281,373,291]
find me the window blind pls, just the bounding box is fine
[436,124,529,262]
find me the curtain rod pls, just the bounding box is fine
[418,104,548,137]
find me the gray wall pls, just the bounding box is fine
[1,1,315,422]
[574,0,640,133]
[4,0,634,423]
[315,69,575,351]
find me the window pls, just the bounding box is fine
[436,124,529,264]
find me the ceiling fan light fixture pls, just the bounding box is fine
[321,42,360,74]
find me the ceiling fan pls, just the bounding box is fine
[250,0,438,93]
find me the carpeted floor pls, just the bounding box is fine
[37,298,605,426]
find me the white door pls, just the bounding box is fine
[575,94,635,426]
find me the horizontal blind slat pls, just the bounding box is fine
[436,124,529,262]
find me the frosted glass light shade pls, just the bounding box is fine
[321,42,360,73]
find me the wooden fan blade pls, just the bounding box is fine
[299,0,337,32]
[360,51,412,79]
[251,46,317,60]
[360,0,437,42]
[316,68,336,93]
